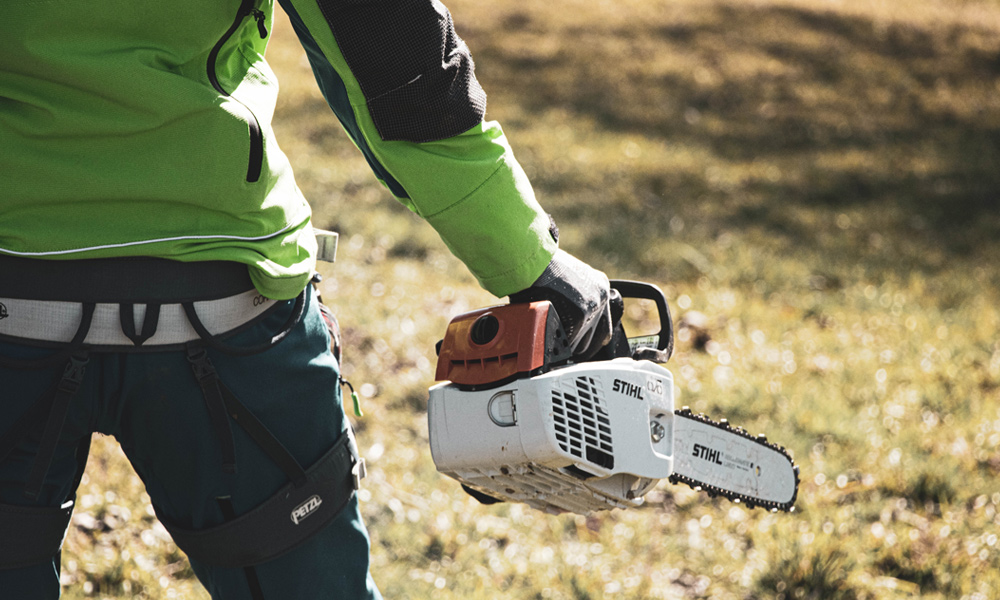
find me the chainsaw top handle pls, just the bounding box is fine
[596,280,674,364]
[433,279,674,388]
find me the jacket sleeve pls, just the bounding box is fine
[276,0,557,297]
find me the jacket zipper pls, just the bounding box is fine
[207,0,268,183]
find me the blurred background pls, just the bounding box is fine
[63,0,999,598]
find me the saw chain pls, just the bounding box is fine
[670,407,800,512]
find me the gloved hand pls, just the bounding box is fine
[509,249,613,360]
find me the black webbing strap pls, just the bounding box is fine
[186,347,238,474]
[158,428,361,568]
[24,353,90,501]
[217,381,308,487]
[0,501,75,570]
[0,303,94,471]
[119,302,161,346]
[185,346,307,485]
[182,288,306,357]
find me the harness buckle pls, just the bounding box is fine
[185,346,217,382]
[352,457,367,490]
[56,354,89,395]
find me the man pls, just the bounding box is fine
[0,1,611,598]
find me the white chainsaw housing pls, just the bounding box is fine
[428,358,675,514]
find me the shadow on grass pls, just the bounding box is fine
[464,2,1000,279]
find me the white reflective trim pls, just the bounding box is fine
[0,223,298,257]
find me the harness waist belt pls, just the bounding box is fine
[0,290,276,348]
[0,255,254,303]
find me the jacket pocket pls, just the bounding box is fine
[207,0,268,183]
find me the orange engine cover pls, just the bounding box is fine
[434,301,572,388]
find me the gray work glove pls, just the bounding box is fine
[509,249,613,360]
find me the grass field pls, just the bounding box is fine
[61,0,1000,598]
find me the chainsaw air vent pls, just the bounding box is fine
[449,353,519,370]
[551,376,614,470]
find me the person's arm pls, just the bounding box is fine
[277,0,556,297]
[278,0,611,356]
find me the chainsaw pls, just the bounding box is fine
[427,280,799,515]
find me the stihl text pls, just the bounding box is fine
[612,379,643,400]
[692,443,723,465]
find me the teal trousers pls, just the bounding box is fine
[0,286,382,600]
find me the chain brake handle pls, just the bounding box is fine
[604,280,674,364]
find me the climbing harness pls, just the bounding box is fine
[0,255,363,577]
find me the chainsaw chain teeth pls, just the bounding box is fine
[669,406,800,513]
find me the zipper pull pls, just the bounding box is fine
[250,9,268,38]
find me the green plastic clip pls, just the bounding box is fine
[340,376,363,417]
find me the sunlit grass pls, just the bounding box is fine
[61,1,1000,598]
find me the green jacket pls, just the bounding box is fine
[0,0,556,299]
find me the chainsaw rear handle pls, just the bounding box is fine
[606,280,674,364]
